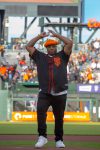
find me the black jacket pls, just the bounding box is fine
[30,49,71,93]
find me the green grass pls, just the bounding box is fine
[0,122,100,149]
[0,122,100,135]
[0,141,100,149]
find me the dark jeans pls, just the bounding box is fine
[37,92,67,141]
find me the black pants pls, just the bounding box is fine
[37,92,67,141]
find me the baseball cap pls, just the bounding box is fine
[44,39,59,47]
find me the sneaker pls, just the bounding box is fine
[56,140,65,148]
[35,136,48,148]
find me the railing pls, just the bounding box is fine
[8,82,100,122]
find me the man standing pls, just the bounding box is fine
[26,30,73,148]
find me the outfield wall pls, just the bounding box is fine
[0,83,100,122]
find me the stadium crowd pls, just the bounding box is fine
[68,40,100,84]
[0,38,100,88]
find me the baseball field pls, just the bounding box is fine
[0,121,100,150]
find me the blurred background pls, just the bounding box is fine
[0,0,100,122]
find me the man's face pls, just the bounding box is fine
[46,45,57,55]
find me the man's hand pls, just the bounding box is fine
[26,32,49,55]
[48,30,73,56]
[48,30,58,37]
[39,32,49,38]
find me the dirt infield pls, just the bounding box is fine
[0,135,100,150]
[0,135,100,142]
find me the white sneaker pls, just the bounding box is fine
[35,136,48,148]
[56,140,65,148]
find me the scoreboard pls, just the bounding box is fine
[0,0,79,4]
[0,0,83,18]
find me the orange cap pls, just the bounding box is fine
[44,39,59,47]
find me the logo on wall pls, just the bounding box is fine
[14,113,22,120]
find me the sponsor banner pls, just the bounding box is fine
[64,112,90,122]
[12,112,90,122]
[77,84,100,93]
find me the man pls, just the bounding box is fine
[26,30,73,148]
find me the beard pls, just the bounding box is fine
[47,49,57,56]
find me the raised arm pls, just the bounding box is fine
[48,30,73,55]
[25,32,48,56]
